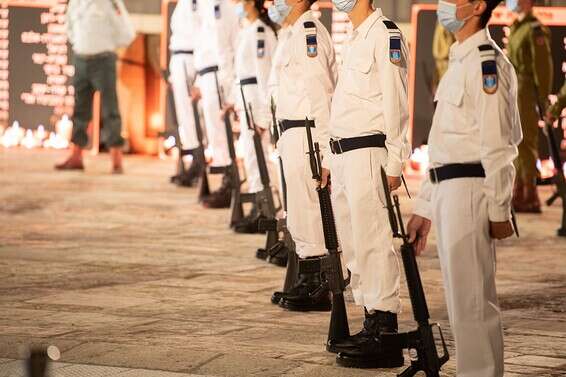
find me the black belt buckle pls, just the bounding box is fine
[330,139,343,154]
[429,168,439,184]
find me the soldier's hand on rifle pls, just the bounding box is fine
[190,86,202,102]
[489,220,514,240]
[319,168,331,189]
[220,103,235,120]
[407,214,432,255]
[387,175,401,191]
[544,109,557,125]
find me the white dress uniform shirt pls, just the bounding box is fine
[169,0,200,52]
[329,8,410,177]
[235,18,277,128]
[66,0,135,55]
[194,0,220,71]
[276,10,337,168]
[213,0,240,104]
[414,29,522,223]
[267,26,291,102]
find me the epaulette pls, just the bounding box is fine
[478,44,498,95]
[257,26,265,58]
[382,20,402,65]
[214,1,221,19]
[303,21,317,58]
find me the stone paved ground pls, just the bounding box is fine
[0,148,565,377]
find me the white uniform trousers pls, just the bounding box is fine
[237,84,265,194]
[432,178,504,377]
[198,71,231,167]
[330,148,401,313]
[277,128,326,259]
[169,54,199,151]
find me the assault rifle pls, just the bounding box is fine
[305,119,350,352]
[379,167,449,377]
[184,65,210,199]
[239,86,281,234]
[212,72,247,227]
[257,98,292,267]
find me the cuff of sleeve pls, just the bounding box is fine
[488,204,511,223]
[386,159,403,177]
[413,197,432,220]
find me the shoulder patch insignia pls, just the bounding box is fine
[478,44,498,95]
[192,0,197,11]
[257,26,265,58]
[214,3,221,19]
[303,21,317,58]
[382,19,402,65]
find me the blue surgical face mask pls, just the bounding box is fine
[332,0,357,13]
[437,0,473,33]
[274,0,291,18]
[235,2,248,19]
[268,6,283,24]
[505,0,521,13]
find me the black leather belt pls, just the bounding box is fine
[172,50,194,55]
[429,163,485,184]
[329,134,386,155]
[279,119,315,134]
[240,77,258,86]
[198,65,219,76]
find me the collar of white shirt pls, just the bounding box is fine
[351,8,383,40]
[449,28,489,62]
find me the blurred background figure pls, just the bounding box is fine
[168,0,204,187]
[56,0,135,174]
[506,0,553,213]
[229,0,278,233]
[546,80,566,124]
[432,22,455,94]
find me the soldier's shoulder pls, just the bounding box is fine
[470,42,514,94]
[529,18,551,36]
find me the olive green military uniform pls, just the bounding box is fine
[507,12,553,212]
[548,81,566,119]
[432,23,455,90]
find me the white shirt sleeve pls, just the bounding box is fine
[302,29,337,169]
[471,58,522,222]
[109,0,136,49]
[374,32,411,177]
[254,28,277,129]
[413,174,433,220]
[214,1,239,105]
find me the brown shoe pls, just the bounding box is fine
[55,158,84,171]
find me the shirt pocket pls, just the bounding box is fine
[435,79,470,134]
[343,56,379,100]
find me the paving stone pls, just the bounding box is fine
[1,149,565,377]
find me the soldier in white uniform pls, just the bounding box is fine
[325,0,411,369]
[57,0,135,173]
[274,0,338,311]
[194,0,239,208]
[407,1,522,376]
[227,0,278,233]
[168,0,203,186]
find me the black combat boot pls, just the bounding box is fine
[233,204,266,234]
[184,147,206,183]
[279,257,331,312]
[202,173,232,209]
[336,310,404,369]
[267,242,288,268]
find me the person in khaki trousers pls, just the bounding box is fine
[56,0,135,173]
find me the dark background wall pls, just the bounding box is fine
[124,0,566,21]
